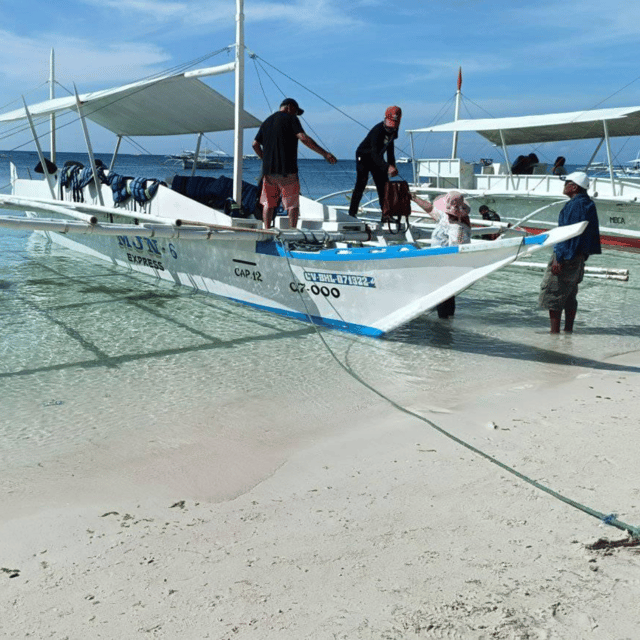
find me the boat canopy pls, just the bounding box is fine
[408,106,640,146]
[0,74,262,136]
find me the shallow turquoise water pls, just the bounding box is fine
[1,153,640,469]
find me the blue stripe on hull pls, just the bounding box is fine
[226,295,384,337]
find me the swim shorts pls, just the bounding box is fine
[260,173,300,210]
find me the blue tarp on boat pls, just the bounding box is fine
[170,174,260,218]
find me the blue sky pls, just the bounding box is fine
[2,0,640,164]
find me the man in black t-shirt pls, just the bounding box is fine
[252,98,337,229]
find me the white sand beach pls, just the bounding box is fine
[1,345,639,639]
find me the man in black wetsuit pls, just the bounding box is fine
[479,204,501,240]
[348,106,401,217]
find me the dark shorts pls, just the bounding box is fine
[538,253,586,311]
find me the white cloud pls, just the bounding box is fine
[78,0,187,19]
[388,55,513,86]
[0,30,170,89]
[79,0,365,32]
[499,0,640,65]
[246,0,364,29]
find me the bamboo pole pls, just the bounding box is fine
[0,215,373,244]
[511,260,629,281]
[0,195,176,227]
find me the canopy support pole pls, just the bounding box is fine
[585,138,605,171]
[191,133,203,177]
[451,68,462,159]
[21,97,56,199]
[74,84,104,206]
[499,130,515,190]
[603,120,616,197]
[409,132,417,185]
[49,49,56,164]
[232,0,245,205]
[109,135,122,173]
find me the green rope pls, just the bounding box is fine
[357,374,640,540]
[278,239,640,541]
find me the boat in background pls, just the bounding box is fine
[578,160,610,173]
[0,0,586,337]
[408,80,640,252]
[622,155,640,175]
[168,148,228,170]
[577,159,640,180]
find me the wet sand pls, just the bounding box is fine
[1,347,639,639]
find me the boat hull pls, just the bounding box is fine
[475,194,640,251]
[181,159,225,170]
[7,173,579,336]
[35,224,550,336]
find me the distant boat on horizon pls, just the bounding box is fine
[168,148,228,170]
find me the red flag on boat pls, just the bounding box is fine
[457,67,462,91]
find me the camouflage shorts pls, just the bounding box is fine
[538,253,585,311]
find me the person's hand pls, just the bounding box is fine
[551,256,562,275]
[325,152,337,165]
[388,165,399,177]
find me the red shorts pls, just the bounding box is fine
[260,173,300,210]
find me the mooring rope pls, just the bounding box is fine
[278,238,640,541]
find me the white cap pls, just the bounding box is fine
[561,171,590,190]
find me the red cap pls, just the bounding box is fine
[384,106,402,129]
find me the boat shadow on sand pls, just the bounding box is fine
[0,276,317,380]
[387,315,640,375]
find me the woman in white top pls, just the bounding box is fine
[410,190,472,318]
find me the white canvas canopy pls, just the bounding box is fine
[408,106,640,146]
[0,74,262,136]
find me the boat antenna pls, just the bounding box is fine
[451,67,461,159]
[232,0,245,205]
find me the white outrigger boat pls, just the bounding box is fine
[0,0,585,337]
[168,148,227,170]
[408,97,640,252]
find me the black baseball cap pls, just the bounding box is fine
[280,98,304,115]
